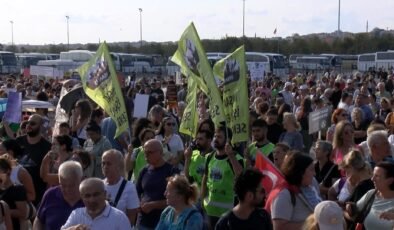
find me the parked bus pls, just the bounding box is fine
[358,53,376,72]
[376,51,394,71]
[339,54,358,72]
[295,56,331,72]
[289,54,304,69]
[60,50,95,63]
[166,57,180,76]
[245,52,286,78]
[0,52,18,75]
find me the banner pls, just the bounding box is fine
[171,22,225,127]
[308,106,332,134]
[77,42,128,138]
[255,151,285,195]
[3,92,22,123]
[213,46,249,143]
[179,77,198,138]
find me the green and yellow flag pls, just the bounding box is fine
[77,42,128,138]
[179,77,199,138]
[171,22,225,127]
[213,46,249,144]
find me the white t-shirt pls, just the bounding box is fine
[103,177,140,213]
[155,134,184,156]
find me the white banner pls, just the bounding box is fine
[30,65,64,78]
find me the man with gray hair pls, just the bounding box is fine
[367,130,394,168]
[61,178,131,230]
[102,149,139,227]
[34,161,85,230]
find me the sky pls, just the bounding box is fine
[0,0,393,45]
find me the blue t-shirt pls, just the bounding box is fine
[136,163,180,228]
[37,186,85,230]
[155,206,203,230]
[101,117,124,152]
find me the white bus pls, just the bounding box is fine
[0,51,18,75]
[60,50,95,64]
[289,54,304,69]
[166,57,180,76]
[358,53,376,72]
[376,51,394,71]
[295,56,331,71]
[245,52,286,78]
[117,53,151,74]
[37,59,82,73]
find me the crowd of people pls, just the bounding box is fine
[0,69,393,230]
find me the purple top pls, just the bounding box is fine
[37,186,84,230]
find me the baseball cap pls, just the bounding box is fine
[314,201,345,230]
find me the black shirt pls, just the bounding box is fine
[348,179,374,203]
[215,208,273,230]
[0,185,27,230]
[16,135,51,205]
[267,123,283,144]
[315,161,341,188]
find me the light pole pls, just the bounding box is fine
[242,0,245,37]
[66,15,70,50]
[337,0,341,37]
[10,21,14,46]
[139,8,143,48]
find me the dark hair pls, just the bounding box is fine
[132,118,152,147]
[138,128,156,142]
[252,119,268,129]
[197,118,215,134]
[59,122,71,129]
[0,158,12,172]
[91,108,104,120]
[1,139,24,159]
[234,168,264,201]
[376,162,394,190]
[86,121,101,134]
[55,135,73,152]
[281,153,313,186]
[197,129,214,140]
[36,91,49,101]
[216,125,233,142]
[157,116,175,136]
[73,150,91,170]
[266,108,278,116]
[75,99,93,121]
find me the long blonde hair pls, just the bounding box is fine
[333,120,354,149]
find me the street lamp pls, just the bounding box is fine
[10,21,14,46]
[66,15,70,49]
[139,8,143,48]
[242,0,245,37]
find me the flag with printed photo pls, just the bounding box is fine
[171,22,226,127]
[77,42,128,138]
[179,77,198,138]
[213,46,249,143]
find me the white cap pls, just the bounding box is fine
[314,201,345,230]
[299,84,308,90]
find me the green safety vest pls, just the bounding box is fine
[203,153,243,217]
[247,142,275,163]
[188,150,206,188]
[133,146,147,181]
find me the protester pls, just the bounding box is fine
[278,112,304,151]
[332,120,356,165]
[346,162,394,230]
[83,121,112,178]
[266,153,319,229]
[70,99,92,146]
[61,178,131,230]
[102,149,139,226]
[155,174,203,230]
[40,134,74,187]
[0,157,29,230]
[125,128,155,181]
[136,139,180,230]
[16,114,52,205]
[246,119,275,165]
[215,168,272,230]
[201,126,244,228]
[33,161,84,230]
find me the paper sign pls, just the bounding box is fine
[133,94,150,118]
[3,92,22,123]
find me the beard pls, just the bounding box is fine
[27,128,40,137]
[214,141,225,151]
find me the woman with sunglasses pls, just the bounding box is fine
[333,120,357,166]
[326,108,349,143]
[155,117,184,168]
[351,108,368,145]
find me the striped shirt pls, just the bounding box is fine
[61,203,132,230]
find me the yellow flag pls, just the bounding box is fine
[179,77,198,138]
[213,46,249,143]
[77,42,128,138]
[171,22,225,127]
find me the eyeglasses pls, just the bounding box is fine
[166,123,175,126]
